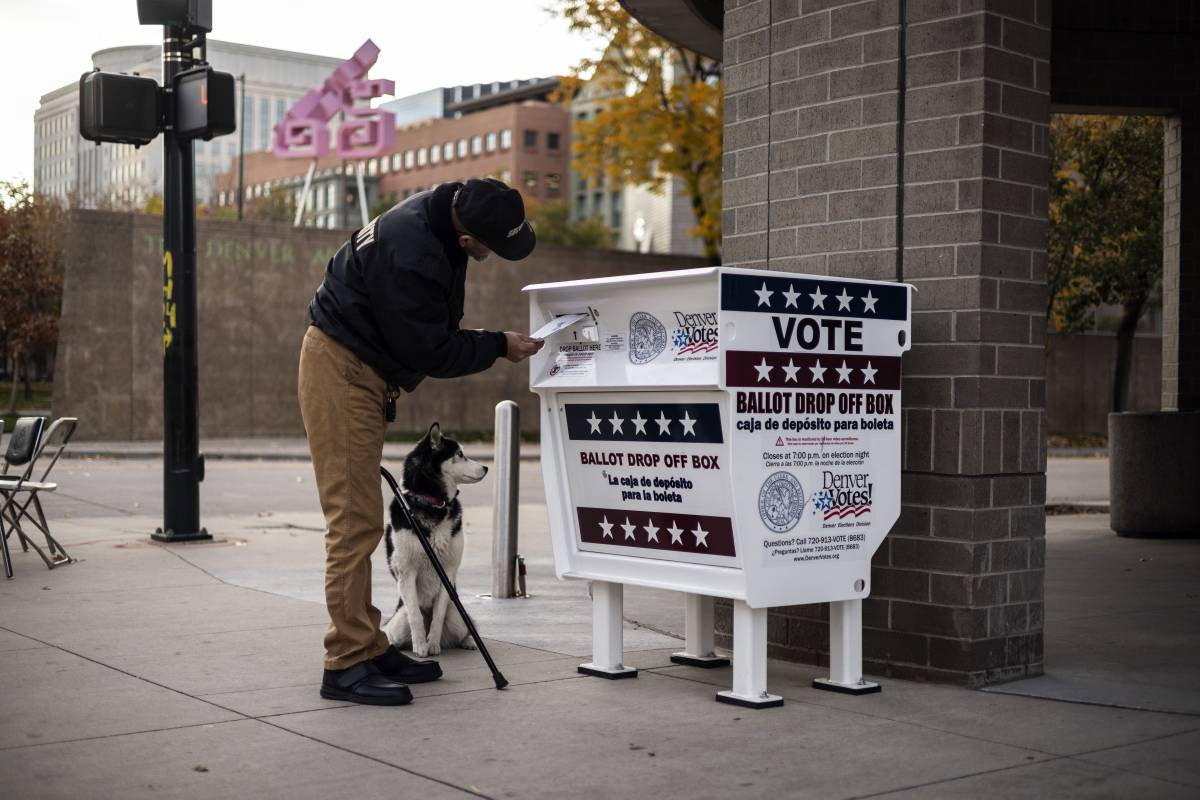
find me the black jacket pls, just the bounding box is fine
[308,183,507,392]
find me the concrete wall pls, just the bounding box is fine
[1045,333,1162,437]
[53,211,709,441]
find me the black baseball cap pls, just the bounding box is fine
[452,178,537,261]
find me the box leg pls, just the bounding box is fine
[579,581,637,679]
[671,593,730,667]
[716,601,782,708]
[813,599,880,695]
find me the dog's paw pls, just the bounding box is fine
[459,637,477,650]
[426,640,442,656]
[412,640,431,658]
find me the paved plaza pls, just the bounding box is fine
[0,451,1197,798]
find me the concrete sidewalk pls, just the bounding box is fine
[61,437,540,462]
[2,507,1197,798]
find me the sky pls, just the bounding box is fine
[0,0,604,183]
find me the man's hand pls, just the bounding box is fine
[504,331,545,363]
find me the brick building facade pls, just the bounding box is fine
[212,100,570,224]
[616,0,1200,685]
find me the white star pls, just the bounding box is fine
[679,411,698,437]
[654,411,672,436]
[836,361,853,383]
[782,359,800,383]
[809,359,827,383]
[809,285,827,309]
[667,521,684,545]
[861,361,878,384]
[754,357,774,382]
[836,288,853,311]
[587,412,602,434]
[643,519,660,543]
[861,290,878,314]
[631,411,648,435]
[599,516,614,539]
[691,523,710,549]
[782,284,800,308]
[754,281,774,307]
[608,412,625,434]
[621,517,637,541]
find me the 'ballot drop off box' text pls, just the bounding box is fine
[526,267,911,708]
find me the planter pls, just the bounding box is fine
[1109,411,1200,536]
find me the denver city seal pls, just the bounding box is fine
[758,471,805,533]
[628,311,667,365]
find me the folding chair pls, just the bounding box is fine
[0,423,9,579]
[0,416,78,570]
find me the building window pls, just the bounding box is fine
[430,145,440,164]
[548,132,561,151]
[500,169,511,184]
[457,139,468,159]
[593,191,603,217]
[392,153,402,171]
[471,135,482,155]
[443,142,454,161]
[610,190,622,229]
[259,97,270,150]
[405,150,415,169]
[523,129,538,149]
[546,173,561,198]
[417,147,427,166]
[485,132,497,152]
[380,156,389,174]
[499,129,512,149]
[523,171,537,193]
[367,159,377,176]
[575,194,586,220]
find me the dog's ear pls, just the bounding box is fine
[427,422,443,450]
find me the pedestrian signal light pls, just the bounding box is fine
[174,66,235,140]
[78,71,160,146]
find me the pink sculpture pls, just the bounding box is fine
[272,39,396,159]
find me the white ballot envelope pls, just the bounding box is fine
[530,312,590,340]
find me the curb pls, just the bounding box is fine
[1046,502,1110,515]
[1048,448,1109,458]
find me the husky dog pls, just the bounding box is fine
[384,423,487,657]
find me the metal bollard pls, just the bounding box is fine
[491,400,520,598]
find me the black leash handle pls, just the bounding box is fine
[380,466,508,690]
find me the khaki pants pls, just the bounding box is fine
[297,326,391,670]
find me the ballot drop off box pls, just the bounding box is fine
[526,267,911,708]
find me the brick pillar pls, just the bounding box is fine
[1163,114,1200,412]
[720,0,1049,685]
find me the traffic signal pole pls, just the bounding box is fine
[153,26,208,542]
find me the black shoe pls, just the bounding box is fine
[320,661,413,706]
[373,645,443,684]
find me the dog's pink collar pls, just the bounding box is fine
[403,490,457,509]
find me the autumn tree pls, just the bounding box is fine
[526,199,614,249]
[1048,115,1163,413]
[552,0,722,261]
[0,181,65,412]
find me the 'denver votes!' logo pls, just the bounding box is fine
[628,312,668,365]
[670,311,719,357]
[758,471,805,533]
